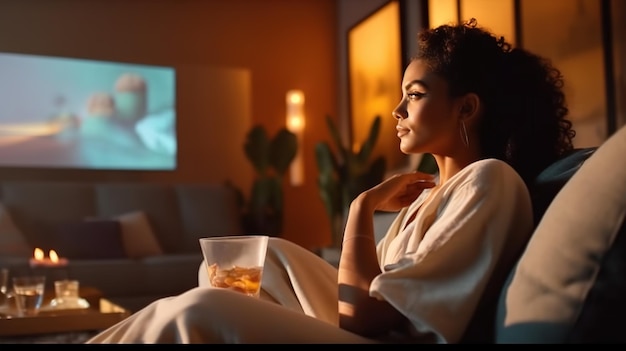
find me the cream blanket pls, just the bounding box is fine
[86,158,532,344]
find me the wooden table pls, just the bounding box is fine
[0,286,131,339]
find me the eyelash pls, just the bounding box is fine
[407,92,426,101]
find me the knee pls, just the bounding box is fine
[143,288,234,343]
[179,287,233,308]
[160,289,234,327]
[268,237,301,253]
[268,237,288,247]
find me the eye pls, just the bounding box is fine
[407,91,427,101]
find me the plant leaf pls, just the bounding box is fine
[270,128,298,175]
[244,125,270,174]
[357,115,381,164]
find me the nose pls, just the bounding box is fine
[392,108,406,120]
[392,99,407,120]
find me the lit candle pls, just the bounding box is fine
[29,248,69,268]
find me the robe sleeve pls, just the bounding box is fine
[370,159,533,343]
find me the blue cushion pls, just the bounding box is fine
[529,147,595,227]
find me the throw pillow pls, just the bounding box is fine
[495,124,626,343]
[115,211,163,259]
[55,220,126,260]
[0,202,32,256]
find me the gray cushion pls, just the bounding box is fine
[495,125,626,343]
[55,220,126,259]
[95,183,183,253]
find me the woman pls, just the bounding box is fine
[87,19,574,344]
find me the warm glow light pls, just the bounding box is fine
[287,115,305,132]
[288,92,304,105]
[286,90,305,133]
[428,0,516,46]
[460,0,515,46]
[286,89,305,186]
[348,0,404,171]
[429,0,458,28]
[49,250,59,263]
[34,247,44,261]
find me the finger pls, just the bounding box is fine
[407,172,436,183]
[406,181,436,192]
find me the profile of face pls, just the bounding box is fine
[392,59,465,156]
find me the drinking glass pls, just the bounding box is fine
[50,279,90,309]
[12,275,46,316]
[199,235,269,298]
[54,279,79,303]
[0,268,9,307]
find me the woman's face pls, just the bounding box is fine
[392,59,462,156]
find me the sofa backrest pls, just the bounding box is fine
[0,182,243,255]
[495,125,626,343]
[174,183,244,252]
[1,182,97,253]
[528,147,596,227]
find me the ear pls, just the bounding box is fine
[458,93,481,121]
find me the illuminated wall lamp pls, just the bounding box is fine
[286,90,305,186]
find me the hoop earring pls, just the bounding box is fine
[460,121,469,148]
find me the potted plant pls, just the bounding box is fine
[228,125,298,237]
[314,115,386,247]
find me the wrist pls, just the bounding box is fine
[350,192,376,214]
[342,234,375,245]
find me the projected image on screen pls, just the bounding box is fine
[0,52,176,170]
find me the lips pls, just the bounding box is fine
[396,126,409,138]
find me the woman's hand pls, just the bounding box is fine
[363,172,436,212]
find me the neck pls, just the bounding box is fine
[432,151,481,185]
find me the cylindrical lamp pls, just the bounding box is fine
[286,90,305,186]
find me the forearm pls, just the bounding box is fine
[337,193,405,336]
[339,192,379,286]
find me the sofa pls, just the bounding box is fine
[0,181,243,313]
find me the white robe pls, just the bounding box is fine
[86,158,532,344]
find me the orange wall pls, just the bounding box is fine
[0,0,339,251]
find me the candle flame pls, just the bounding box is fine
[50,250,59,263]
[34,247,44,260]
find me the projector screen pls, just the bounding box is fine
[0,52,176,170]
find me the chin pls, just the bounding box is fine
[399,142,417,155]
[400,138,429,155]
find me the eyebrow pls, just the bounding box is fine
[404,79,429,91]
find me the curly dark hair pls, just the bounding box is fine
[415,18,576,185]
